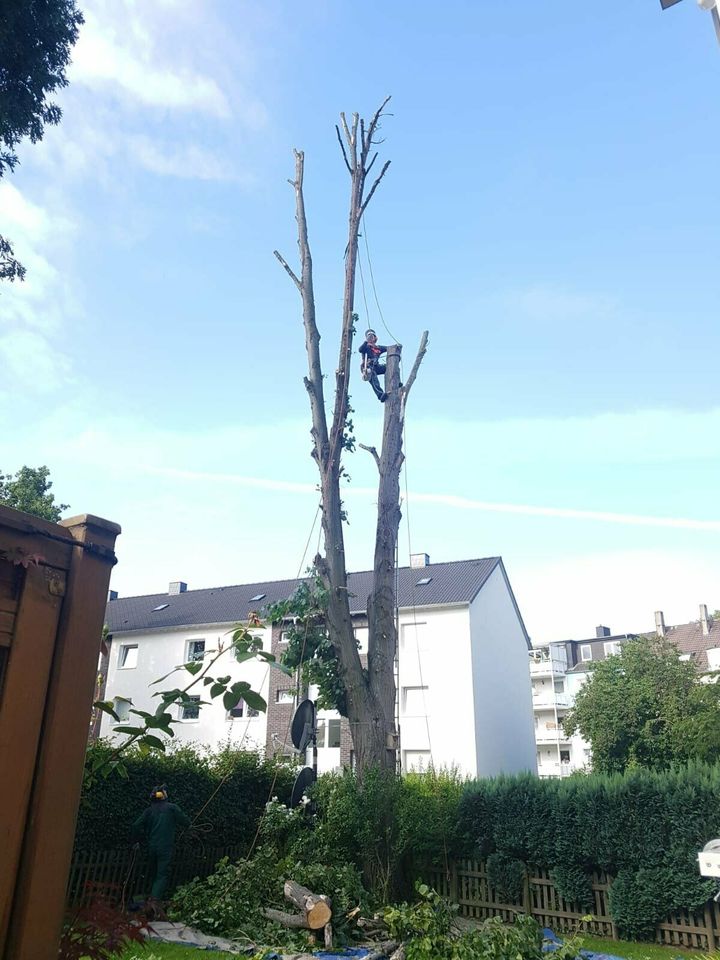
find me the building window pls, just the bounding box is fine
[327,718,341,748]
[276,689,295,704]
[280,630,291,644]
[113,698,130,723]
[604,641,621,657]
[580,644,592,662]
[553,679,564,693]
[119,644,138,669]
[402,686,429,715]
[316,718,341,748]
[180,696,200,721]
[560,749,570,763]
[227,699,259,719]
[187,639,206,662]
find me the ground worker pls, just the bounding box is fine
[131,784,190,916]
[359,328,388,402]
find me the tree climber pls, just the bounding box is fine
[131,784,190,918]
[359,328,388,402]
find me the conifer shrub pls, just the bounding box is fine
[76,741,294,852]
[457,763,720,940]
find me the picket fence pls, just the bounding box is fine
[67,844,242,908]
[428,859,720,951]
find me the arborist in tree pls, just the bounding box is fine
[131,784,190,918]
[359,328,388,402]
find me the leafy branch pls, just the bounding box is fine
[88,616,292,787]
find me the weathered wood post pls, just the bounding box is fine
[0,507,120,960]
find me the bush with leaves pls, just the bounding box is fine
[549,864,594,911]
[384,884,549,960]
[76,742,294,852]
[486,853,526,903]
[457,763,720,940]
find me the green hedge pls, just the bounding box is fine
[75,742,294,852]
[456,763,719,938]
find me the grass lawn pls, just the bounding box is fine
[578,935,705,960]
[114,943,240,959]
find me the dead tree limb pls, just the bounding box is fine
[401,329,429,414]
[359,443,380,471]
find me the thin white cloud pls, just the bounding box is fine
[141,465,720,533]
[128,136,240,182]
[70,7,229,117]
[0,184,77,392]
[405,491,720,533]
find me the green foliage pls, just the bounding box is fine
[0,465,69,520]
[0,0,83,280]
[266,576,350,714]
[384,883,459,960]
[77,742,294,852]
[486,853,526,903]
[457,763,720,942]
[384,885,548,960]
[563,636,720,774]
[169,799,369,950]
[550,864,594,911]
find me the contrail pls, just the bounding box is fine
[145,466,720,532]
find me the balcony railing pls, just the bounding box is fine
[535,721,570,744]
[532,694,571,710]
[529,658,567,676]
[537,762,574,779]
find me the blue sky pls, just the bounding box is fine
[2,0,719,643]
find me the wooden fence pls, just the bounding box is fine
[67,844,243,908]
[428,859,720,952]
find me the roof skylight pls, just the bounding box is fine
[250,593,266,602]
[152,603,169,612]
[416,577,432,586]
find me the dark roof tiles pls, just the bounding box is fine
[106,557,501,633]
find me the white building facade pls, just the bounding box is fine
[102,557,537,779]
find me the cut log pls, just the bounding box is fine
[283,880,332,930]
[262,907,311,929]
[364,940,399,960]
[389,946,405,960]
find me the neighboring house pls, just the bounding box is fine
[101,555,537,778]
[530,604,718,777]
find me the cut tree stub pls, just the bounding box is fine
[283,880,332,930]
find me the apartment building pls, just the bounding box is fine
[101,555,537,778]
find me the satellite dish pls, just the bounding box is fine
[290,698,316,752]
[290,766,316,808]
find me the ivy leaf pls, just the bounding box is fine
[210,683,226,699]
[242,690,267,713]
[233,648,256,664]
[112,725,145,736]
[93,700,119,722]
[223,689,242,711]
[139,734,166,751]
[183,661,203,676]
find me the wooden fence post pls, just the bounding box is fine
[449,860,459,904]
[523,870,531,915]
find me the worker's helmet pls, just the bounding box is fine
[150,784,168,802]
[365,329,377,339]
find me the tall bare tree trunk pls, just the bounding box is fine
[275,100,428,772]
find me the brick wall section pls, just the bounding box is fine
[265,623,297,760]
[265,617,372,771]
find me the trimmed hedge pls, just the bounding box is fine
[76,741,294,852]
[456,763,719,939]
